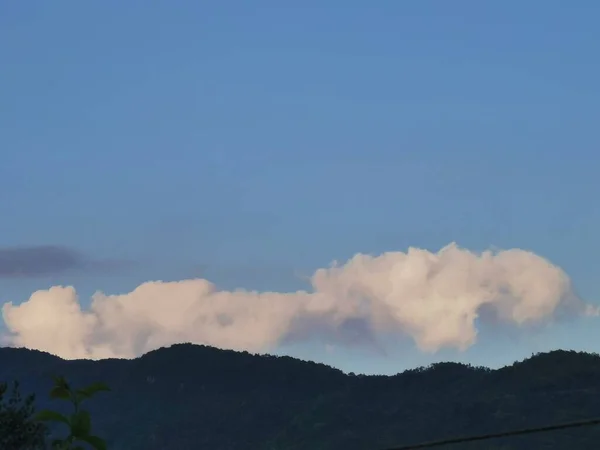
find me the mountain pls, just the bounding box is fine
[1,344,600,450]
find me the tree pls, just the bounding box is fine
[35,376,110,450]
[0,380,48,450]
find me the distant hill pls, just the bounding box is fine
[1,344,600,449]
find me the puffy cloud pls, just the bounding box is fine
[0,243,590,359]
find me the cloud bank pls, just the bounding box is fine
[1,243,592,360]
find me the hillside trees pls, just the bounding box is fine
[0,380,48,450]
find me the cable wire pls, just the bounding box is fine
[382,416,600,449]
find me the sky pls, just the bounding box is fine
[1,1,600,375]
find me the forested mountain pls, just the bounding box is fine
[1,344,600,449]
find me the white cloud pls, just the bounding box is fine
[0,243,588,360]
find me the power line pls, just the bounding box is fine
[382,416,600,449]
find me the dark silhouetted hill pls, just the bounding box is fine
[1,344,600,449]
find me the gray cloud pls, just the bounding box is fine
[0,245,130,278]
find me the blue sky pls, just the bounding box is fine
[1,1,600,374]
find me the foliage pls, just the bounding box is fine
[35,376,110,450]
[0,380,48,450]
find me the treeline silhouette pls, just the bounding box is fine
[2,344,600,449]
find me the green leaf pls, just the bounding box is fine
[75,382,111,401]
[77,434,107,450]
[52,376,70,390]
[70,410,92,437]
[35,409,70,425]
[51,438,66,449]
[50,386,72,400]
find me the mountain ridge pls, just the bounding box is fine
[1,344,600,449]
[3,342,597,374]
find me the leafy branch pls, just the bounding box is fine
[35,376,110,450]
